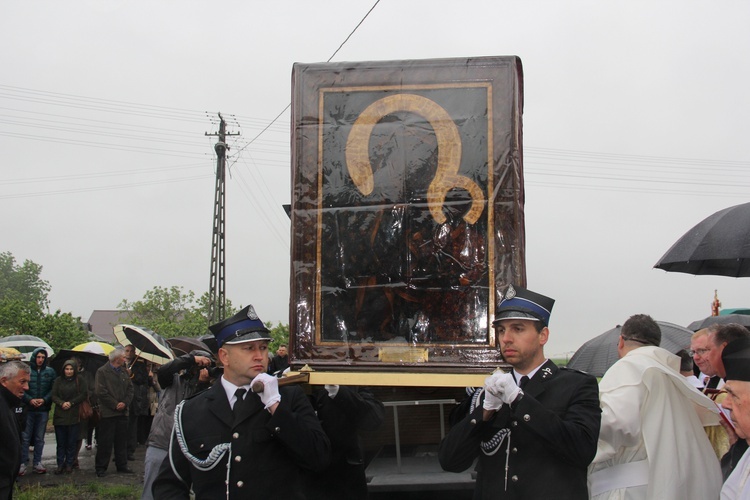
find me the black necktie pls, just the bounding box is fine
[233,388,247,417]
[518,376,529,389]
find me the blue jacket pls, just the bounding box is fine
[23,346,57,412]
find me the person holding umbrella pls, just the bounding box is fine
[123,344,151,461]
[153,304,330,499]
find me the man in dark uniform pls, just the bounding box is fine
[306,385,384,500]
[439,285,601,499]
[153,305,330,499]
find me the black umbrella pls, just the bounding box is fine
[687,314,750,332]
[198,333,219,355]
[567,321,693,377]
[167,337,214,358]
[654,202,750,277]
[50,349,108,376]
[113,324,174,365]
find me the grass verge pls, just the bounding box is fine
[16,482,141,500]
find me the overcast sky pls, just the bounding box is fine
[1,1,749,357]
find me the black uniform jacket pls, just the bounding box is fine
[306,386,384,500]
[153,381,331,500]
[439,360,601,500]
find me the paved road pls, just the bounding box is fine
[18,431,475,499]
[16,429,147,491]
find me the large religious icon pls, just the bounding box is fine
[290,57,526,371]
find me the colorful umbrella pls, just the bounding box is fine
[113,324,174,365]
[72,341,115,355]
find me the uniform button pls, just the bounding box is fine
[234,455,241,462]
[232,432,239,439]
[470,419,477,426]
[511,475,518,482]
[523,414,531,422]
[199,443,204,448]
[511,421,518,427]
[237,481,244,488]
[511,447,518,454]
[274,427,281,433]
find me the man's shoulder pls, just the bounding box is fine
[557,366,597,380]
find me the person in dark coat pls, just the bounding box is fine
[72,356,98,468]
[439,285,601,500]
[94,347,134,477]
[267,344,289,376]
[51,359,88,474]
[306,385,384,500]
[153,304,330,499]
[0,361,30,500]
[124,345,151,459]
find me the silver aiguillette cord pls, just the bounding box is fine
[504,431,511,491]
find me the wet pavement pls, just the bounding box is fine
[16,429,146,493]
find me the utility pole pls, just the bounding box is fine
[206,113,239,325]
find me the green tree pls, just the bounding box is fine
[36,310,90,353]
[0,252,87,352]
[0,251,51,311]
[119,286,237,339]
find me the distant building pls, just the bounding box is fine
[85,310,131,344]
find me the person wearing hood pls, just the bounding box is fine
[20,346,57,476]
[51,359,88,474]
[0,360,30,499]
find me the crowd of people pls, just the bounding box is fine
[3,288,750,499]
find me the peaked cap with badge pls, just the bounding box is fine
[493,284,555,327]
[209,305,272,347]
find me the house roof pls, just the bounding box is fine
[86,310,131,344]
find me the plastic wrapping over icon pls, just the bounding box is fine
[290,56,526,371]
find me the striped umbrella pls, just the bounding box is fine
[113,324,174,365]
[72,341,115,355]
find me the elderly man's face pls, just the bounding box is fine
[690,334,716,376]
[1,371,30,399]
[723,380,750,442]
[124,345,135,360]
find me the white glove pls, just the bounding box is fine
[325,384,339,399]
[482,385,504,411]
[485,372,521,405]
[251,373,281,410]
